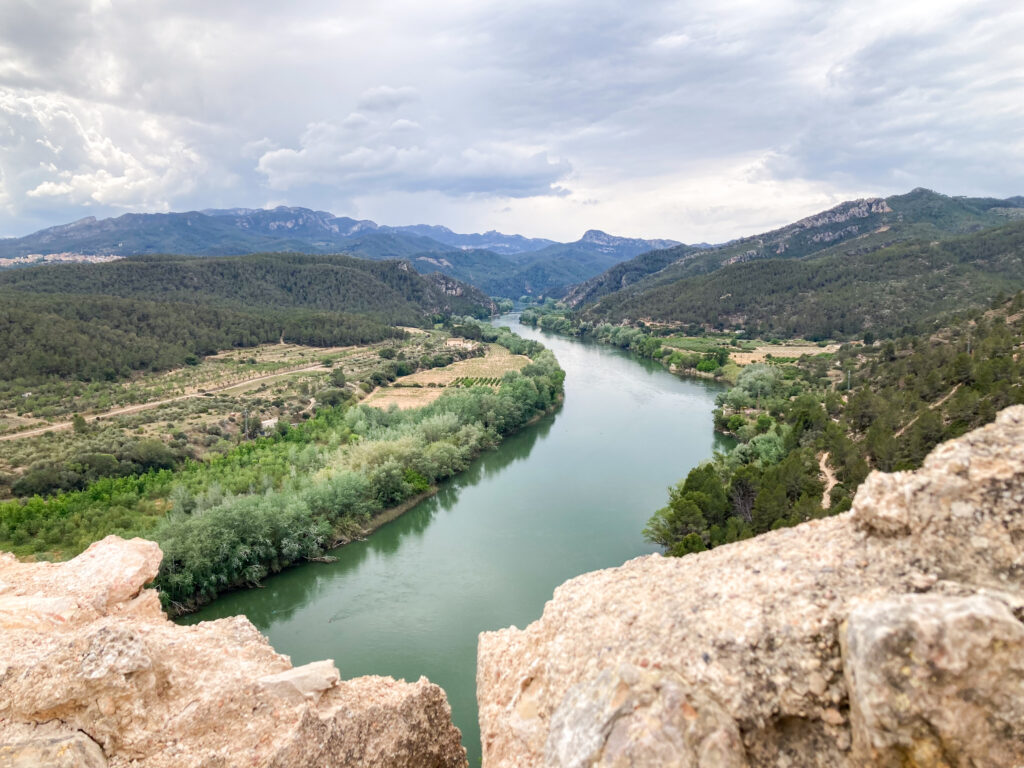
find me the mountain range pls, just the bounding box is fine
[8,188,1024,338]
[0,208,678,299]
[569,188,1024,337]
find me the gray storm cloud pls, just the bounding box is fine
[0,0,1021,239]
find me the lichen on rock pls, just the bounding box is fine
[477,406,1024,767]
[0,536,467,768]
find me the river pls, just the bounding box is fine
[180,314,730,764]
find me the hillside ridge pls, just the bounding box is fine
[1,208,677,298]
[566,188,1024,309]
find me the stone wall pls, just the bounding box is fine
[477,406,1024,767]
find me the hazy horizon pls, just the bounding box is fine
[1,0,1022,242]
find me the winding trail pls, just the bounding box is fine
[819,451,838,509]
[0,364,328,443]
[894,383,962,438]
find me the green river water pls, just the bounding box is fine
[181,314,730,764]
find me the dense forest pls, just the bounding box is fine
[0,252,493,388]
[644,293,1024,555]
[0,322,564,611]
[0,291,405,382]
[0,252,492,320]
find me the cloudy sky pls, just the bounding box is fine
[1,0,1022,242]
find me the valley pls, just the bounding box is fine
[6,4,1024,764]
[4,189,1024,766]
[179,313,730,765]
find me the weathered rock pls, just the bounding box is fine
[0,721,107,768]
[843,593,1024,767]
[478,406,1024,767]
[259,659,341,704]
[0,536,467,768]
[544,664,746,768]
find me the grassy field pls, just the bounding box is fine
[660,334,758,353]
[659,333,837,366]
[365,344,529,410]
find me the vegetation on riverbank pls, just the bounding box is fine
[645,293,1024,555]
[0,323,564,612]
[0,331,488,499]
[520,299,828,384]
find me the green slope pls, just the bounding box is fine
[0,252,493,383]
[570,189,1024,310]
[584,220,1024,339]
[0,252,492,322]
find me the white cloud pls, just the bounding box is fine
[357,85,419,112]
[0,0,1022,239]
[0,89,205,214]
[256,116,570,198]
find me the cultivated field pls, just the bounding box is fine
[365,344,530,410]
[731,343,840,365]
[0,331,467,496]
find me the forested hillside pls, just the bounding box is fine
[644,293,1024,555]
[468,230,679,298]
[0,252,490,319]
[586,220,1024,338]
[0,293,403,382]
[0,253,491,384]
[570,189,1024,313]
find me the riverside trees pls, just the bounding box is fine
[0,324,565,611]
[645,293,1024,557]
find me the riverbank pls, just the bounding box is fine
[165,488,442,617]
[166,381,567,618]
[179,314,727,765]
[514,313,740,385]
[342,396,563,541]
[1,321,566,617]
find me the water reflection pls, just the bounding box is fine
[181,315,725,766]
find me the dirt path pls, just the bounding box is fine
[819,451,838,509]
[894,383,962,438]
[0,364,328,443]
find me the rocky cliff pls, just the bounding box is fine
[478,406,1024,767]
[0,537,467,768]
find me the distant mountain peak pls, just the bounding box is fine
[580,229,614,244]
[579,229,681,250]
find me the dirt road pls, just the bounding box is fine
[0,364,328,443]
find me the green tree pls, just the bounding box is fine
[670,533,707,556]
[643,496,707,549]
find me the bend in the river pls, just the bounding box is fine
[181,313,731,765]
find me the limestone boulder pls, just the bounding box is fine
[0,536,466,768]
[0,721,107,768]
[477,406,1024,767]
[843,593,1024,767]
